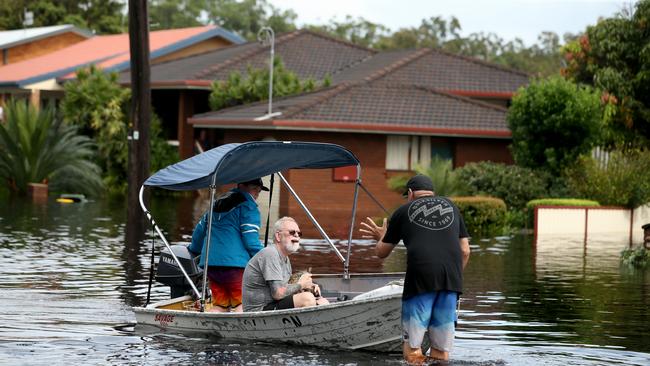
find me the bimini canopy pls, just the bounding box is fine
[144,141,360,191]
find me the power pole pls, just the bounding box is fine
[126,0,151,246]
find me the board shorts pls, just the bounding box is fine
[207,267,244,308]
[401,290,458,352]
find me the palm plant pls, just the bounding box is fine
[0,100,103,196]
[388,156,469,197]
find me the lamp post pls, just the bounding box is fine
[255,27,281,121]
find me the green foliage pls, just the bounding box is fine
[62,65,130,189]
[456,161,549,210]
[206,0,296,40]
[209,57,321,110]
[62,66,179,195]
[387,157,468,197]
[0,100,102,196]
[620,247,650,268]
[0,0,125,33]
[526,198,600,208]
[565,149,650,208]
[562,0,650,146]
[507,76,604,175]
[450,196,507,237]
[149,0,206,30]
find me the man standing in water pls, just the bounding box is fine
[189,178,268,312]
[360,174,470,364]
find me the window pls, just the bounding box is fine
[386,136,431,170]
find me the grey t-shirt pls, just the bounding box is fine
[242,244,292,312]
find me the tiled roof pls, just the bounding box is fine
[133,30,528,96]
[0,24,92,49]
[189,82,510,137]
[369,48,530,96]
[125,29,376,87]
[0,25,244,88]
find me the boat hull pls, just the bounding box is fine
[134,293,403,352]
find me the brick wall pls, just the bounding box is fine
[216,130,513,239]
[454,138,513,167]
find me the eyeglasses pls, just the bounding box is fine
[279,229,302,237]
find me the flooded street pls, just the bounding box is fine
[1,196,649,365]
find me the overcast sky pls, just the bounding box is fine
[270,0,633,46]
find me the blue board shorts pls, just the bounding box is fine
[401,290,458,352]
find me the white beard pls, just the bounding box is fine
[284,241,299,254]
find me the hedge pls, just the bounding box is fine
[526,198,600,227]
[451,196,507,237]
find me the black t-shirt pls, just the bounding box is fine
[382,196,468,299]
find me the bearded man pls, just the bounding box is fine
[242,216,329,312]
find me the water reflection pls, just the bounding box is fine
[0,196,649,365]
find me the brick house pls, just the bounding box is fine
[131,29,530,238]
[0,25,243,108]
[119,29,376,159]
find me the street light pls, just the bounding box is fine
[255,27,282,121]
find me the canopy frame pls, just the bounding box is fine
[138,141,363,310]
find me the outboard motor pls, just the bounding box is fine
[155,244,203,298]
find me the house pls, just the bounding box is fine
[187,52,524,237]
[0,25,244,108]
[119,29,377,159]
[0,24,92,65]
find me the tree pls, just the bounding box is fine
[387,157,468,197]
[149,0,206,30]
[0,0,125,34]
[205,0,296,40]
[562,0,650,146]
[507,76,604,176]
[566,149,650,208]
[209,56,327,110]
[0,100,103,195]
[62,66,178,194]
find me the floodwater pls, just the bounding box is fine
[0,196,649,366]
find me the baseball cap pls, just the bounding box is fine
[239,178,270,191]
[403,174,434,196]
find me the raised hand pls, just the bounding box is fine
[359,217,387,241]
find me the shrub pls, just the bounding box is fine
[0,100,103,196]
[388,157,469,197]
[455,161,548,210]
[565,149,650,208]
[451,196,507,237]
[507,76,603,176]
[621,247,650,269]
[526,198,600,227]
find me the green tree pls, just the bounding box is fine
[62,66,178,194]
[507,76,604,175]
[209,56,326,110]
[149,0,206,30]
[0,100,103,195]
[565,149,650,208]
[0,0,125,34]
[562,0,650,146]
[310,15,390,49]
[206,0,296,40]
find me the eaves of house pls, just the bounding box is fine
[0,25,244,90]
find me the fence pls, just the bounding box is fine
[534,204,650,245]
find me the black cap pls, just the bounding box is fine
[642,223,650,230]
[239,178,270,191]
[403,174,434,197]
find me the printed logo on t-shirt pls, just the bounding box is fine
[407,197,454,231]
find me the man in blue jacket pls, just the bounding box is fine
[189,178,268,312]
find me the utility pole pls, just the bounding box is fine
[126,0,151,246]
